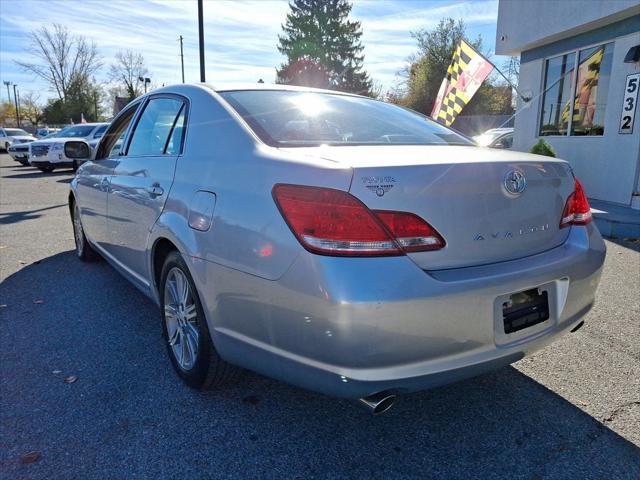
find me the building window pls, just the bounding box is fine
[539,42,613,137]
[540,52,576,136]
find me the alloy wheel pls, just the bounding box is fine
[73,204,84,257]
[164,267,199,370]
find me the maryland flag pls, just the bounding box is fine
[431,39,494,126]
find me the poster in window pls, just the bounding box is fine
[620,73,639,134]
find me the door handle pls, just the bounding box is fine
[146,184,164,197]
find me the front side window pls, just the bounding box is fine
[219,90,472,147]
[539,42,613,137]
[127,97,185,156]
[96,104,139,160]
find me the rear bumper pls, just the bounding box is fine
[192,224,606,399]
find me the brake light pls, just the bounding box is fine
[272,184,445,256]
[373,210,446,252]
[560,178,592,228]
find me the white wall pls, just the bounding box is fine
[513,32,640,206]
[496,0,639,55]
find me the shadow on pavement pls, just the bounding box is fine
[1,251,639,479]
[0,204,68,225]
[2,170,72,179]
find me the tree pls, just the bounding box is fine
[42,77,104,124]
[399,18,481,115]
[109,50,149,101]
[276,0,373,95]
[20,92,45,126]
[398,18,514,117]
[0,102,17,127]
[16,24,101,101]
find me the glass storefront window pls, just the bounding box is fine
[539,53,576,136]
[570,43,613,136]
[539,42,613,137]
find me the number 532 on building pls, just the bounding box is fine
[620,73,639,134]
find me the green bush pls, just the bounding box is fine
[530,139,556,157]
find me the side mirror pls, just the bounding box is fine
[64,140,91,160]
[493,142,505,149]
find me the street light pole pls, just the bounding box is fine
[179,35,185,83]
[3,81,10,103]
[197,0,205,82]
[12,84,20,127]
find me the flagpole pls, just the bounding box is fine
[463,40,531,103]
[490,63,531,103]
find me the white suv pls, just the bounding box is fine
[0,128,37,151]
[29,123,108,172]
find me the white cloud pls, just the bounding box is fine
[0,0,499,100]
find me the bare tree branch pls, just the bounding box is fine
[16,24,102,101]
[109,50,149,100]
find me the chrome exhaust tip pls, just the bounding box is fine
[358,391,396,415]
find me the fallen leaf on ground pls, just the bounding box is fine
[52,370,62,375]
[0,304,6,308]
[20,451,41,464]
[64,375,78,384]
[33,300,44,304]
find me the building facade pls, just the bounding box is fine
[496,1,640,208]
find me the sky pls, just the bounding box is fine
[0,0,502,105]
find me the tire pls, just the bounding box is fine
[160,251,238,390]
[71,202,99,261]
[38,166,54,173]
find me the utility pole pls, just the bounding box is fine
[3,81,10,103]
[94,91,99,121]
[179,35,185,83]
[197,0,205,82]
[12,84,20,127]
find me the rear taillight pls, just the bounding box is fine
[272,184,445,256]
[560,178,592,228]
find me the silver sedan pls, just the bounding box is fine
[66,84,605,414]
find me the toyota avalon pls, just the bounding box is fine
[65,84,605,414]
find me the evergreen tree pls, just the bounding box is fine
[276,0,373,95]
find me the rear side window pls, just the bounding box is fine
[128,97,185,156]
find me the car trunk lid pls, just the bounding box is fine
[285,145,574,270]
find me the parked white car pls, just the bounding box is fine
[28,123,109,172]
[0,128,37,151]
[473,127,514,149]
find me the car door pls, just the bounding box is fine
[106,95,187,283]
[75,104,140,248]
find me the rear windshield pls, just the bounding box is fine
[219,90,472,147]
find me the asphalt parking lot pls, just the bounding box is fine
[1,152,639,479]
